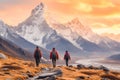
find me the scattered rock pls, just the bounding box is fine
[77,64,86,69]
[99,65,109,73]
[54,69,62,77]
[41,68,50,72]
[45,76,56,80]
[88,65,95,69]
[0,53,7,59]
[1,65,23,70]
[35,69,62,79]
[1,68,9,71]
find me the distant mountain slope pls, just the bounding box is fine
[108,54,120,61]
[0,37,32,60]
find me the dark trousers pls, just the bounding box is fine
[35,57,40,67]
[52,59,56,68]
[65,59,69,66]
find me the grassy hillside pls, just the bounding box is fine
[0,50,120,80]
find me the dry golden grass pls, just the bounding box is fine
[0,51,49,80]
[57,66,120,80]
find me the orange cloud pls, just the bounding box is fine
[92,22,120,34]
[43,0,120,17]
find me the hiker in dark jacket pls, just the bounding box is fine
[50,48,59,68]
[34,46,42,67]
[64,51,71,66]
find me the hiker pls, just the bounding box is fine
[64,51,71,66]
[34,46,42,67]
[50,48,59,68]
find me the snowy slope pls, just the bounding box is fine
[50,23,104,52]
[12,3,81,54]
[0,20,49,59]
[49,18,120,52]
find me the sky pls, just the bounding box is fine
[0,0,120,34]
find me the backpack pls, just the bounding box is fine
[35,50,40,58]
[65,54,70,60]
[52,51,57,59]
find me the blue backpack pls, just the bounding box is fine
[52,51,57,59]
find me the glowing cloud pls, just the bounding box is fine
[75,3,92,12]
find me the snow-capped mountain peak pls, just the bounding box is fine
[31,2,44,16]
[70,18,81,25]
[21,2,45,25]
[66,18,92,36]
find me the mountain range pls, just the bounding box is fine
[108,53,120,61]
[12,3,81,54]
[0,2,120,59]
[49,17,120,52]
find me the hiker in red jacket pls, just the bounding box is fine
[64,51,71,66]
[34,46,42,67]
[50,48,59,68]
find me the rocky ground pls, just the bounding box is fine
[0,51,120,80]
